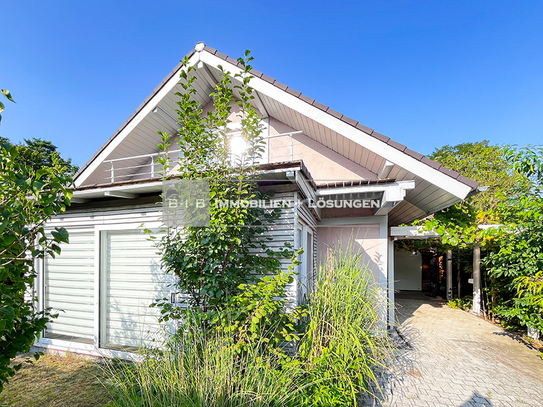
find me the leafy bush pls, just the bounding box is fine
[219,265,305,351]
[483,146,543,333]
[447,297,473,311]
[0,142,72,390]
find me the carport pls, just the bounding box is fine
[390,226,484,316]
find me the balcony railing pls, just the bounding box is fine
[103,130,303,184]
[104,149,182,183]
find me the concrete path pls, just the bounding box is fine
[381,293,543,407]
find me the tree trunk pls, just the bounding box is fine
[446,250,453,300]
[457,249,462,298]
[473,243,482,316]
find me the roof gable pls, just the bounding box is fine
[73,42,478,225]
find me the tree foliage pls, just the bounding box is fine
[429,141,521,219]
[0,141,72,390]
[415,141,519,248]
[0,137,79,176]
[0,89,15,124]
[153,51,291,319]
[416,141,543,336]
[482,146,543,332]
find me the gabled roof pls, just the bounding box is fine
[73,42,479,225]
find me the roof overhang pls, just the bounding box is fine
[201,49,475,201]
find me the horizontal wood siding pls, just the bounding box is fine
[46,206,162,229]
[44,232,95,341]
[41,201,300,349]
[249,193,296,305]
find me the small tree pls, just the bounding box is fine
[429,141,522,220]
[0,141,72,390]
[417,141,521,247]
[154,51,291,321]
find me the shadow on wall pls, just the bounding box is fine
[317,226,382,286]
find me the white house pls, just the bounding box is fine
[34,42,478,358]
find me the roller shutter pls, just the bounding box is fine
[103,230,171,350]
[44,231,95,343]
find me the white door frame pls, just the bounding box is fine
[296,221,314,304]
[94,222,163,349]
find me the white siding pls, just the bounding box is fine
[254,193,297,305]
[44,232,95,342]
[38,200,302,352]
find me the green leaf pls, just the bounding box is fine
[1,89,15,103]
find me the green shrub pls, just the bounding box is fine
[447,297,473,311]
[0,141,72,391]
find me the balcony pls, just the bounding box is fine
[103,130,303,184]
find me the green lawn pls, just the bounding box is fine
[1,354,112,407]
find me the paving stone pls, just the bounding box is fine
[373,295,543,407]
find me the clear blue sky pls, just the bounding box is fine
[2,1,542,167]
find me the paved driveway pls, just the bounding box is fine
[380,293,543,407]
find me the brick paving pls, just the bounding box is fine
[376,293,543,407]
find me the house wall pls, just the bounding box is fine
[200,101,377,183]
[316,224,382,285]
[394,249,422,291]
[268,118,377,183]
[316,216,391,331]
[251,192,298,306]
[37,206,168,357]
[36,192,301,356]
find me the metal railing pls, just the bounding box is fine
[104,150,181,183]
[102,130,304,184]
[265,131,303,163]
